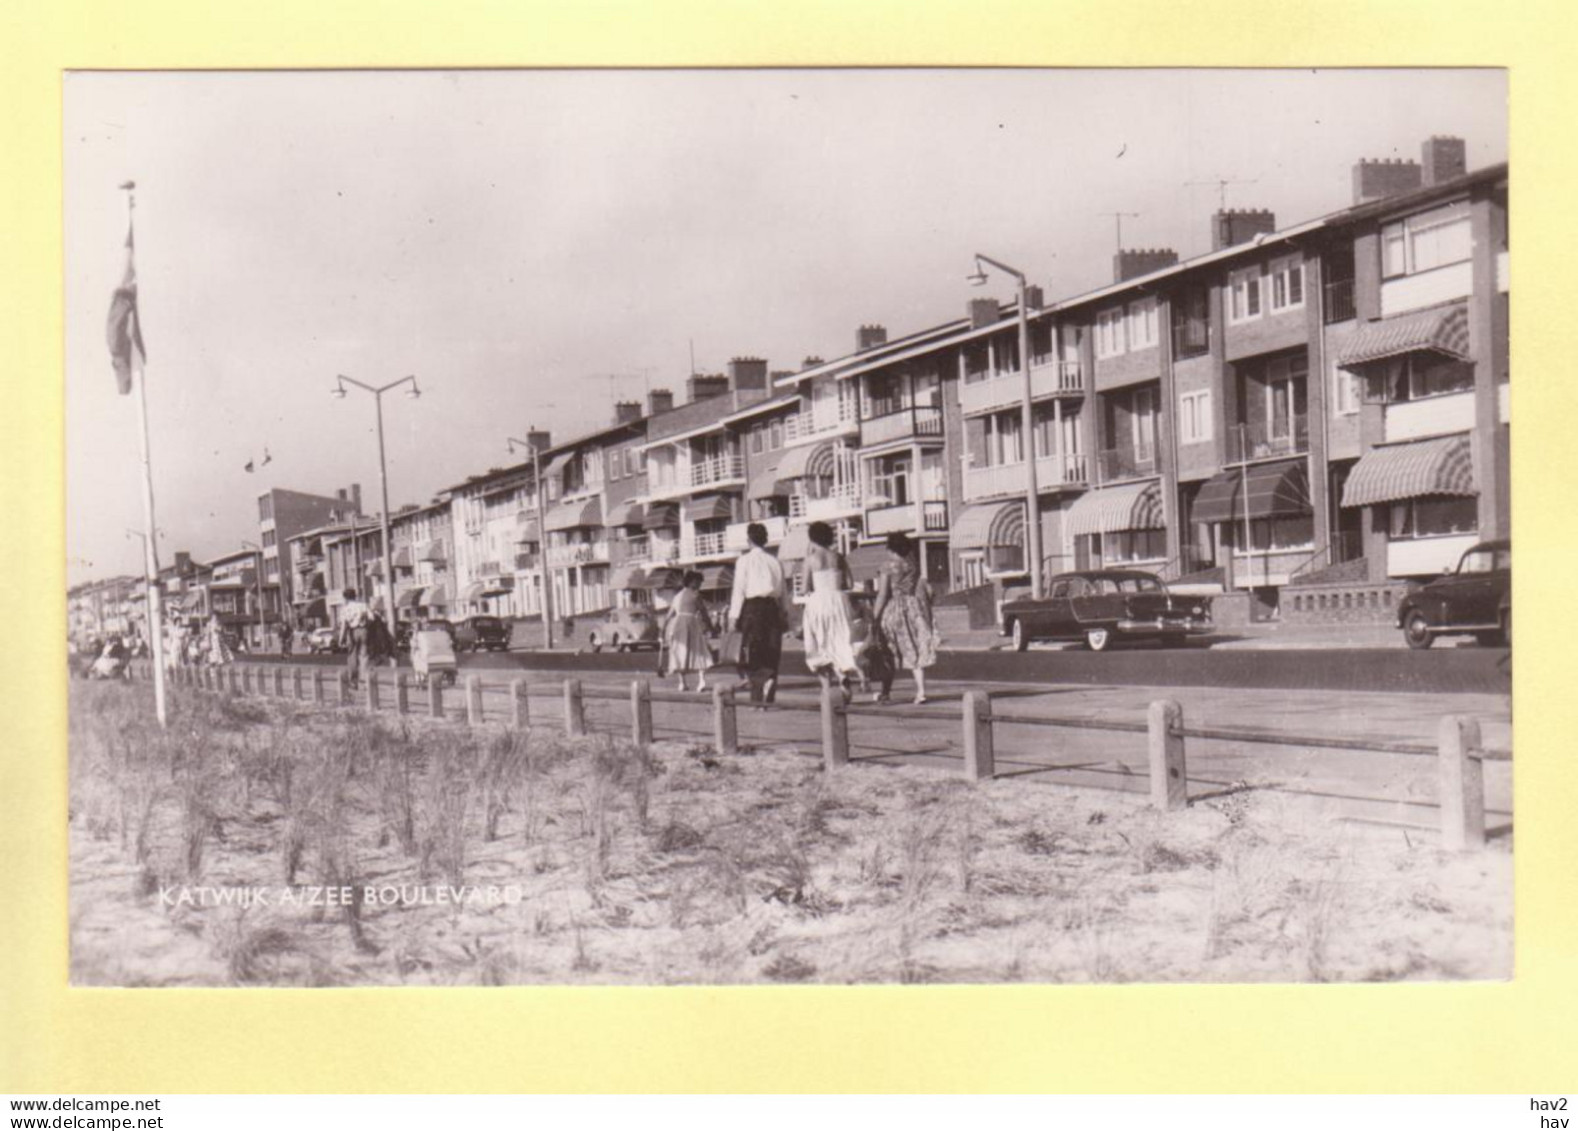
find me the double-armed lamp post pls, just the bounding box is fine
[331,374,422,630]
[968,253,1044,600]
[506,434,554,650]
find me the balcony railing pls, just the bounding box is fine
[1323,278,1356,324]
[1095,446,1159,484]
[861,405,944,447]
[546,541,609,568]
[689,453,746,488]
[962,452,1090,501]
[784,400,858,444]
[724,515,790,553]
[680,530,728,560]
[1226,415,1310,462]
[789,482,862,521]
[616,535,651,566]
[865,500,949,537]
[958,360,1085,416]
[1171,320,1212,360]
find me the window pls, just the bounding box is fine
[1382,200,1471,279]
[1172,285,1210,358]
[258,495,273,522]
[1131,386,1158,460]
[962,341,990,383]
[1106,528,1167,563]
[992,334,1020,375]
[1095,308,1126,358]
[870,455,912,506]
[1180,389,1213,443]
[1127,297,1159,349]
[749,424,765,455]
[768,419,784,450]
[1228,267,1262,323]
[1372,354,1476,403]
[1234,515,1316,552]
[1333,358,1361,416]
[1268,255,1304,312]
[1388,496,1477,540]
[1029,321,1054,365]
[262,529,277,548]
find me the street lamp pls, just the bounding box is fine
[240,539,267,649]
[970,253,1044,599]
[331,374,422,632]
[507,434,554,650]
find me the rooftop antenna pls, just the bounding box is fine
[1186,175,1259,211]
[1099,211,1140,255]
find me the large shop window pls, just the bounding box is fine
[1388,495,1478,540]
[1382,199,1471,279]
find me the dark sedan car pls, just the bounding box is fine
[453,615,511,653]
[1000,569,1212,652]
[1397,539,1510,649]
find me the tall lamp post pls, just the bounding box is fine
[332,374,422,632]
[506,434,554,650]
[968,253,1043,599]
[240,539,267,650]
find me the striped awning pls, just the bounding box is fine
[778,525,812,562]
[544,496,602,532]
[424,583,448,607]
[643,567,684,591]
[1191,460,1312,525]
[300,597,327,622]
[683,494,734,523]
[747,449,788,500]
[1337,302,1472,371]
[605,499,645,528]
[1064,481,1164,538]
[396,586,425,608]
[461,581,485,602]
[952,502,1025,550]
[539,451,573,481]
[699,564,735,591]
[391,546,414,568]
[610,565,647,590]
[1342,434,1476,508]
[642,503,680,531]
[773,441,834,493]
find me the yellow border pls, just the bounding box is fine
[4,0,1574,1094]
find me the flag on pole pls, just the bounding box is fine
[106,215,146,395]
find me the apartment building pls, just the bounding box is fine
[387,498,455,621]
[67,575,140,645]
[194,547,284,646]
[255,485,362,606]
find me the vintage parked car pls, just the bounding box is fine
[453,614,511,653]
[999,569,1212,652]
[585,606,662,652]
[1396,539,1510,650]
[305,626,340,654]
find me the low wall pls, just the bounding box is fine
[1281,580,1414,626]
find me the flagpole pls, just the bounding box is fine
[124,183,168,727]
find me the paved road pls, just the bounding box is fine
[278,641,1511,695]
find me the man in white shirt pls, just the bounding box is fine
[729,522,790,706]
[339,587,371,687]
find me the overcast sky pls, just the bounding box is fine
[64,68,1506,586]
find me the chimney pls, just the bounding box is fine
[1211,209,1277,250]
[526,428,552,452]
[968,298,999,329]
[727,356,769,392]
[856,324,887,351]
[173,551,192,575]
[1351,157,1422,205]
[613,401,642,425]
[647,388,675,415]
[1421,135,1467,186]
[1113,247,1179,283]
[801,356,824,370]
[687,374,730,402]
[347,484,363,514]
[1023,285,1045,311]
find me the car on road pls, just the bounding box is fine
[584,606,662,652]
[453,614,511,653]
[1397,539,1510,650]
[305,626,340,654]
[999,569,1212,652]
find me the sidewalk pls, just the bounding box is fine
[935,619,1409,652]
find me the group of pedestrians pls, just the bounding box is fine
[659,520,940,708]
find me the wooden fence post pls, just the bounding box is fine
[1438,715,1486,851]
[274,666,286,697]
[713,686,738,755]
[337,671,351,706]
[511,679,529,729]
[241,666,253,695]
[312,669,324,704]
[631,679,653,746]
[395,673,409,715]
[564,678,585,737]
[292,668,304,700]
[227,667,240,696]
[366,670,381,712]
[1147,699,1188,811]
[427,674,444,719]
[466,676,484,726]
[820,683,849,769]
[962,691,995,780]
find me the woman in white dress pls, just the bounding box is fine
[799,521,860,701]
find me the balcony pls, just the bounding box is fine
[865,500,949,537]
[783,400,858,446]
[962,452,1090,501]
[514,551,539,571]
[615,535,650,566]
[679,530,729,561]
[689,453,745,489]
[1171,321,1212,361]
[958,360,1086,416]
[860,405,944,447]
[789,482,863,521]
[1323,278,1356,324]
[724,515,789,553]
[546,541,609,568]
[1226,415,1310,462]
[1095,446,1159,484]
